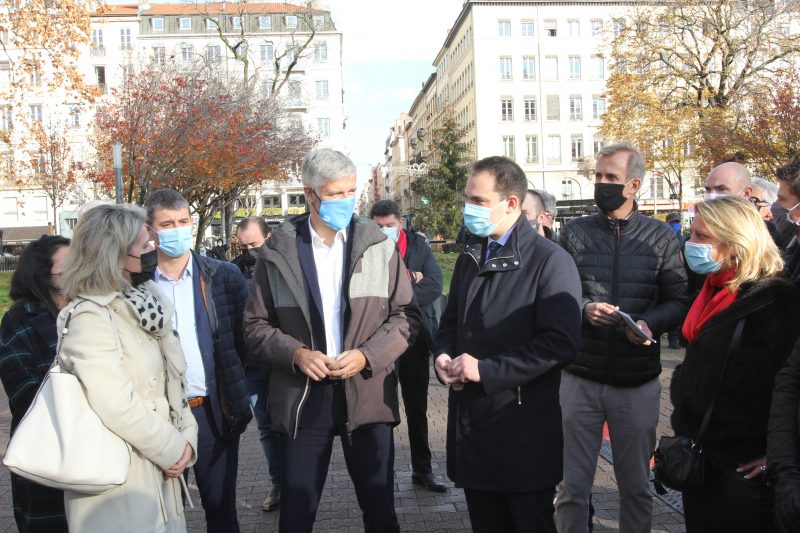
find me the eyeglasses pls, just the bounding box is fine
[748,197,770,209]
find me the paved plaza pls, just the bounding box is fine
[0,347,687,532]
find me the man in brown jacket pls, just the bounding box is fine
[243,148,420,533]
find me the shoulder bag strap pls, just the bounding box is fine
[695,317,746,445]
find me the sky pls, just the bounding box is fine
[324,0,465,186]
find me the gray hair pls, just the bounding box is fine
[597,142,646,182]
[143,189,190,225]
[752,177,778,204]
[301,148,357,192]
[61,204,146,300]
[532,189,558,217]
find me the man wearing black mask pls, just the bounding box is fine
[233,216,283,512]
[556,143,690,533]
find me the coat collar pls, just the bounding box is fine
[594,203,641,235]
[464,214,530,274]
[701,277,794,333]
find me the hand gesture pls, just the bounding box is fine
[164,442,193,478]
[584,302,622,327]
[328,349,367,380]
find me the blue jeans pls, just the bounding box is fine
[245,365,282,488]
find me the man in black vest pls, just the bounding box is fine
[370,199,446,492]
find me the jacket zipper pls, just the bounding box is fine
[610,222,622,383]
[517,386,522,405]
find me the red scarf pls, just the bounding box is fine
[681,268,739,344]
[397,229,408,259]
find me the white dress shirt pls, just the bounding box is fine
[154,260,207,397]
[309,218,347,359]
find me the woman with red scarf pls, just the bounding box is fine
[670,195,800,533]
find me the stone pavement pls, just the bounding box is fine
[0,346,687,532]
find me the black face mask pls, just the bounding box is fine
[242,248,258,266]
[126,250,158,287]
[594,183,628,213]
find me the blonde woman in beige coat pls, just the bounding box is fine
[58,204,198,533]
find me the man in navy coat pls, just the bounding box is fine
[435,156,582,532]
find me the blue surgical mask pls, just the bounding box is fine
[380,226,399,241]
[463,200,508,238]
[315,194,355,231]
[684,241,722,274]
[157,226,194,258]
[669,221,681,233]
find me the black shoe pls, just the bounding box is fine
[261,487,280,512]
[412,472,447,493]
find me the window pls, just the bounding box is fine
[544,55,558,80]
[569,95,583,120]
[152,17,164,31]
[503,136,515,159]
[92,29,104,50]
[232,16,242,30]
[180,17,191,31]
[499,56,512,80]
[260,42,274,62]
[314,41,327,62]
[498,20,511,37]
[1,107,11,131]
[288,194,306,206]
[94,66,106,92]
[259,16,271,29]
[650,176,665,199]
[562,179,573,198]
[262,195,280,207]
[546,95,560,120]
[592,55,605,79]
[29,70,42,87]
[207,18,219,31]
[153,46,166,64]
[500,97,513,121]
[592,96,606,118]
[70,106,80,128]
[571,134,584,160]
[568,19,580,37]
[522,56,536,80]
[591,18,602,37]
[286,15,297,29]
[525,135,538,163]
[613,18,624,37]
[30,105,42,123]
[288,80,302,99]
[317,118,330,138]
[263,78,274,95]
[521,20,534,37]
[286,45,299,64]
[549,135,562,162]
[544,19,557,37]
[315,80,329,100]
[120,28,132,49]
[568,55,581,79]
[593,137,606,155]
[313,15,325,29]
[524,97,537,121]
[207,44,221,62]
[180,43,193,62]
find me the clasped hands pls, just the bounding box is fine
[435,353,480,391]
[294,346,367,381]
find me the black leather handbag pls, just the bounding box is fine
[653,318,745,494]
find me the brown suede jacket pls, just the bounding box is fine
[243,214,420,437]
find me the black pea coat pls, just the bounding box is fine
[435,215,582,492]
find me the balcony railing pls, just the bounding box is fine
[90,46,106,57]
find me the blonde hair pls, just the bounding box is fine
[695,195,783,290]
[61,204,146,300]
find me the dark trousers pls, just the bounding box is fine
[191,402,241,533]
[10,473,67,533]
[245,365,283,488]
[397,343,433,474]
[682,461,776,533]
[464,487,557,533]
[279,381,398,533]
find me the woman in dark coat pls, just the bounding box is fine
[0,235,70,532]
[670,196,800,533]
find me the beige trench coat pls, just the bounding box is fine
[58,283,198,533]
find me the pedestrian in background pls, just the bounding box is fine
[556,143,689,533]
[58,204,198,532]
[232,215,284,512]
[371,198,447,493]
[0,235,70,533]
[671,196,800,532]
[435,156,582,532]
[144,190,252,533]
[244,148,419,533]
